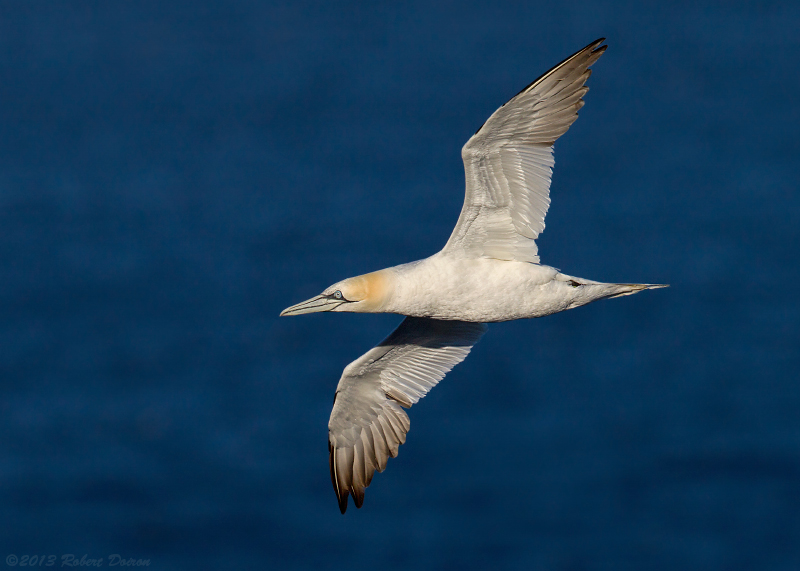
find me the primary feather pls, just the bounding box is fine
[281,39,667,513]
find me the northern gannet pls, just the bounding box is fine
[281,39,666,513]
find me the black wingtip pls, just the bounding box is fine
[352,486,365,509]
[473,38,609,135]
[587,38,607,52]
[337,493,349,514]
[514,37,608,98]
[330,441,350,514]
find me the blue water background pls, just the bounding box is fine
[1,1,799,569]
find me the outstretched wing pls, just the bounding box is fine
[328,317,487,513]
[442,39,607,263]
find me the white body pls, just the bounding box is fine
[383,254,637,322]
[280,40,666,514]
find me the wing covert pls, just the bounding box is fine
[328,317,487,513]
[443,39,607,263]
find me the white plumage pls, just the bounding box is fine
[281,39,666,513]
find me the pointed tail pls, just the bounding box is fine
[605,283,669,299]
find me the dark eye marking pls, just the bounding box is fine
[327,290,346,301]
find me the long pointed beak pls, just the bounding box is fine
[280,295,344,317]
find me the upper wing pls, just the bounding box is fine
[328,317,487,513]
[442,39,607,263]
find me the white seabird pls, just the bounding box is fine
[281,38,666,513]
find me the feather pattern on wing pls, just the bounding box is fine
[328,317,487,513]
[443,39,607,263]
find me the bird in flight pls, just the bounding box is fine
[281,39,666,513]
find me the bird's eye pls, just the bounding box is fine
[333,290,343,300]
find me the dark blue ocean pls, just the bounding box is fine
[2,1,799,569]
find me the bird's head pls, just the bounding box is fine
[280,270,392,316]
